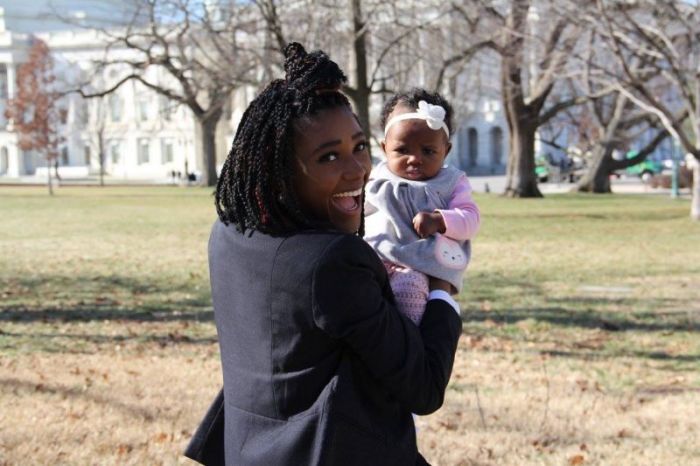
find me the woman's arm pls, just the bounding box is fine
[311,235,462,415]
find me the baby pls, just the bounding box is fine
[364,88,480,324]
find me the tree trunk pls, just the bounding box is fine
[500,1,541,198]
[504,117,542,197]
[98,132,105,187]
[352,91,371,149]
[575,146,614,193]
[54,159,61,183]
[47,159,54,196]
[348,0,371,147]
[691,159,700,221]
[99,158,105,187]
[197,110,222,187]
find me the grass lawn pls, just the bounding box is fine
[1,186,698,465]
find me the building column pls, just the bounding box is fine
[6,145,23,176]
[6,63,15,99]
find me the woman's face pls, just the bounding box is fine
[292,107,371,233]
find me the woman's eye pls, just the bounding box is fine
[320,152,338,162]
[355,141,368,152]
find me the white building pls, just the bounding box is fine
[0,4,241,182]
[0,1,510,182]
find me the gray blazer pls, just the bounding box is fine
[185,221,462,465]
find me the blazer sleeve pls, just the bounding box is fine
[311,235,462,415]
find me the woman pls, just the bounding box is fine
[185,43,462,466]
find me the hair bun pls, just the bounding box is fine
[283,42,347,94]
[283,42,307,75]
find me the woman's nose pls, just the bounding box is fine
[343,155,368,180]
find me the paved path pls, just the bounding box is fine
[0,174,690,198]
[471,175,690,197]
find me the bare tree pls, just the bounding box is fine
[5,38,64,195]
[572,92,671,193]
[563,36,675,193]
[485,1,587,197]
[254,0,449,143]
[430,1,610,197]
[72,0,259,186]
[584,0,700,219]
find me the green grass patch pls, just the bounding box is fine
[1,186,698,363]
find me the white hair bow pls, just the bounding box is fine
[383,100,449,139]
[416,101,447,131]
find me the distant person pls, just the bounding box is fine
[185,43,462,466]
[364,89,480,324]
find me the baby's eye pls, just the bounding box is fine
[422,147,436,156]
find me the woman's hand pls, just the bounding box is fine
[413,211,446,238]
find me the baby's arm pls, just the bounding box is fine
[434,174,480,241]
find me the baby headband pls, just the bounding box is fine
[383,100,449,139]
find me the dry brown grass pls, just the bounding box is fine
[1,187,699,465]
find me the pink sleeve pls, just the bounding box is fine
[435,174,481,240]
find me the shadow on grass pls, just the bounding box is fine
[540,348,700,364]
[1,274,213,323]
[0,306,214,323]
[462,306,699,333]
[465,277,697,334]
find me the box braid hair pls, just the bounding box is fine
[379,88,454,137]
[215,42,365,236]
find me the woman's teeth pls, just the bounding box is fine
[332,188,363,198]
[332,189,361,211]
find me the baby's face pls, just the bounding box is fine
[382,104,451,181]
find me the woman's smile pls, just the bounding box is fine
[331,187,363,212]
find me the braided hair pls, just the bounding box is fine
[379,88,454,137]
[215,43,365,236]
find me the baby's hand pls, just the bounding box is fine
[413,211,446,238]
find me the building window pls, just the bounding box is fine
[83,145,91,165]
[138,99,150,121]
[159,96,177,121]
[161,139,174,164]
[110,142,121,165]
[468,127,478,167]
[78,98,89,127]
[61,147,69,165]
[490,127,503,166]
[138,139,150,164]
[0,65,7,99]
[109,94,122,122]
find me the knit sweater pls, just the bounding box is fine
[364,162,472,292]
